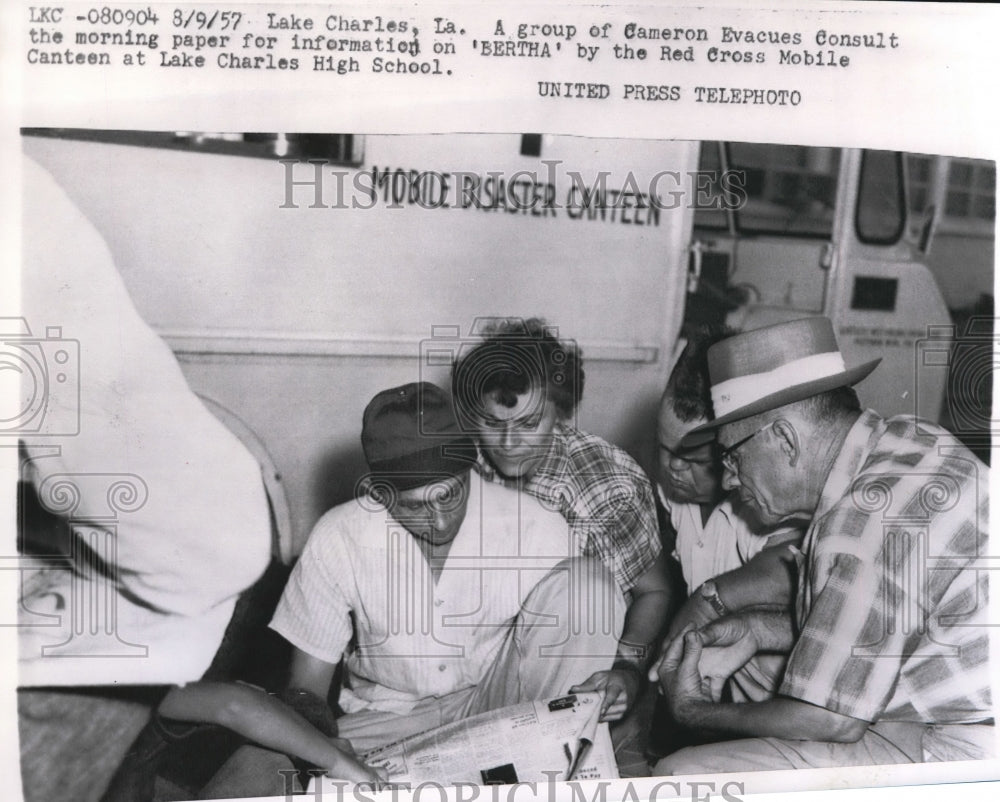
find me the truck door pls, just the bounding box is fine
[686,142,840,335]
[824,149,952,422]
[687,142,951,423]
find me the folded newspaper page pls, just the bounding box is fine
[314,692,617,791]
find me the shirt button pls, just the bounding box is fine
[438,664,447,672]
[434,598,444,607]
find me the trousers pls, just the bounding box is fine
[18,687,156,802]
[653,720,995,775]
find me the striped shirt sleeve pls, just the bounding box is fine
[270,513,355,665]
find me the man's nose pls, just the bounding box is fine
[668,454,689,471]
[721,466,741,491]
[433,509,450,531]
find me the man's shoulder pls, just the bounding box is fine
[859,413,984,483]
[477,474,568,526]
[712,497,754,533]
[555,424,649,483]
[303,497,383,553]
[314,495,379,526]
[818,411,986,535]
[692,498,764,555]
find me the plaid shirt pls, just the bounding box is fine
[781,410,991,726]
[476,422,661,593]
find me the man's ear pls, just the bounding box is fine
[357,475,391,508]
[771,418,800,468]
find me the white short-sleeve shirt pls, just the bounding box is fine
[271,474,574,715]
[660,487,796,591]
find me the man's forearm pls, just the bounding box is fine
[675,696,869,743]
[712,545,798,612]
[619,589,671,667]
[162,682,338,767]
[288,647,339,699]
[744,607,796,652]
[618,548,675,666]
[222,686,337,764]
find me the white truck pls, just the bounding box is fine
[21,131,958,558]
[686,141,952,424]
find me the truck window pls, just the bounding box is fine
[692,141,728,231]
[904,153,995,319]
[855,150,905,244]
[730,143,839,237]
[946,159,996,221]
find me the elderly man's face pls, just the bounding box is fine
[474,385,559,479]
[656,399,720,505]
[718,418,792,527]
[387,471,470,548]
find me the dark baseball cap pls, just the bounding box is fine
[361,383,477,492]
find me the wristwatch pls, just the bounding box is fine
[699,580,729,617]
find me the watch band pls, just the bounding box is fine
[616,639,648,662]
[700,580,729,617]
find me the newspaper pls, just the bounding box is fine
[3,2,998,802]
[313,692,617,793]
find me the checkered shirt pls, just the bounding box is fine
[476,423,661,593]
[781,410,991,726]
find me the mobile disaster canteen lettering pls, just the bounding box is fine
[24,7,901,107]
[278,162,748,222]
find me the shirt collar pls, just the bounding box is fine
[529,421,569,482]
[713,498,736,524]
[475,422,568,486]
[814,409,884,520]
[657,479,733,524]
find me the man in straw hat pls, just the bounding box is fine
[651,316,991,772]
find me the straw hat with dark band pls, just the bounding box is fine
[684,316,880,444]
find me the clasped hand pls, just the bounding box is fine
[648,615,759,720]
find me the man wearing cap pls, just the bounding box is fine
[653,316,991,772]
[270,382,623,757]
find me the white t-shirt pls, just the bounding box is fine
[18,158,272,686]
[662,490,777,591]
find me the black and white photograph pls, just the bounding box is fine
[3,3,997,802]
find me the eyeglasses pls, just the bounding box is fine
[719,422,774,474]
